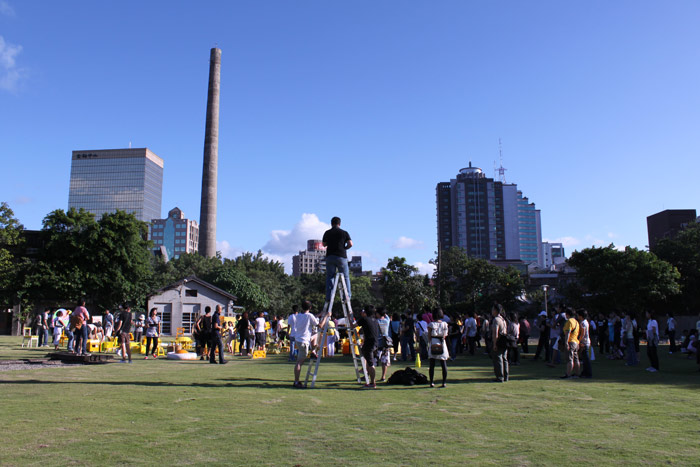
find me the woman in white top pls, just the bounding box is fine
[428,308,450,388]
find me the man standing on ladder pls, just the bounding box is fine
[323,217,353,304]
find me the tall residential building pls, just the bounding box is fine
[292,240,327,277]
[150,207,199,261]
[436,162,543,267]
[68,148,163,222]
[647,209,697,251]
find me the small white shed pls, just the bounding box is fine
[147,276,238,336]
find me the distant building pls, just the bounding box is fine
[349,256,363,276]
[647,209,697,251]
[150,207,199,260]
[68,148,163,222]
[436,162,543,267]
[292,240,327,277]
[542,242,566,269]
[147,276,237,336]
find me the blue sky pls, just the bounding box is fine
[1,1,699,274]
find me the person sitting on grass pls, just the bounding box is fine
[292,300,319,389]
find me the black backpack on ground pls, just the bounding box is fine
[387,367,429,386]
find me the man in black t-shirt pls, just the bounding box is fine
[209,305,226,364]
[356,306,379,388]
[322,216,353,302]
[115,305,133,363]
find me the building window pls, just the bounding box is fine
[185,289,198,297]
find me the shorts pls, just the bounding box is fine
[118,331,130,345]
[296,342,310,362]
[362,343,377,367]
[567,342,579,364]
[255,332,266,346]
[378,348,391,366]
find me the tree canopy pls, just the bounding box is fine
[566,245,680,314]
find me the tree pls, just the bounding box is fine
[0,202,23,303]
[654,221,700,313]
[381,257,435,314]
[566,245,680,315]
[34,208,154,310]
[433,247,524,314]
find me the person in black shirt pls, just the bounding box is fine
[322,217,353,302]
[115,305,133,363]
[356,306,379,388]
[209,305,227,364]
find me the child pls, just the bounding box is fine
[53,311,65,350]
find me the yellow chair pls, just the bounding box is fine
[21,327,38,348]
[86,339,100,353]
[175,327,185,338]
[102,337,119,353]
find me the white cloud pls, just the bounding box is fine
[0,1,15,17]
[262,213,330,256]
[607,232,618,239]
[392,236,425,249]
[0,35,24,92]
[13,195,31,205]
[216,240,244,260]
[414,261,436,277]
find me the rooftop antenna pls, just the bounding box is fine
[496,138,507,183]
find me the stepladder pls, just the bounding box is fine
[305,272,369,388]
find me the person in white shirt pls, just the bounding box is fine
[646,311,660,372]
[666,312,677,354]
[254,312,266,350]
[287,306,298,362]
[462,312,478,356]
[292,301,319,389]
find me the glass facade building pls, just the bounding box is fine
[436,162,543,267]
[150,207,199,260]
[68,148,164,222]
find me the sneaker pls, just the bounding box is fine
[430,383,435,388]
[293,381,305,389]
[440,383,447,388]
[118,360,127,363]
[362,383,377,389]
[144,356,148,360]
[491,378,504,383]
[648,368,658,372]
[560,375,570,379]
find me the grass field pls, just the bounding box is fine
[1,337,698,466]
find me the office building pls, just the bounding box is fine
[68,148,163,222]
[436,162,543,267]
[647,209,697,251]
[150,207,199,261]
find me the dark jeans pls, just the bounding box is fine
[401,336,415,361]
[325,255,351,301]
[210,332,225,363]
[508,345,520,364]
[579,344,593,377]
[429,358,447,385]
[75,325,88,354]
[599,335,609,355]
[467,336,476,355]
[492,347,509,382]
[391,332,400,356]
[65,329,74,352]
[520,336,529,354]
[668,330,676,352]
[146,336,159,356]
[535,334,548,359]
[240,332,250,355]
[647,344,659,370]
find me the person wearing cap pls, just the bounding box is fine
[133,313,145,345]
[533,311,549,361]
[145,308,160,359]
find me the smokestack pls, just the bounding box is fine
[199,47,221,258]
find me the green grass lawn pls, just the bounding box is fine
[1,337,698,466]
